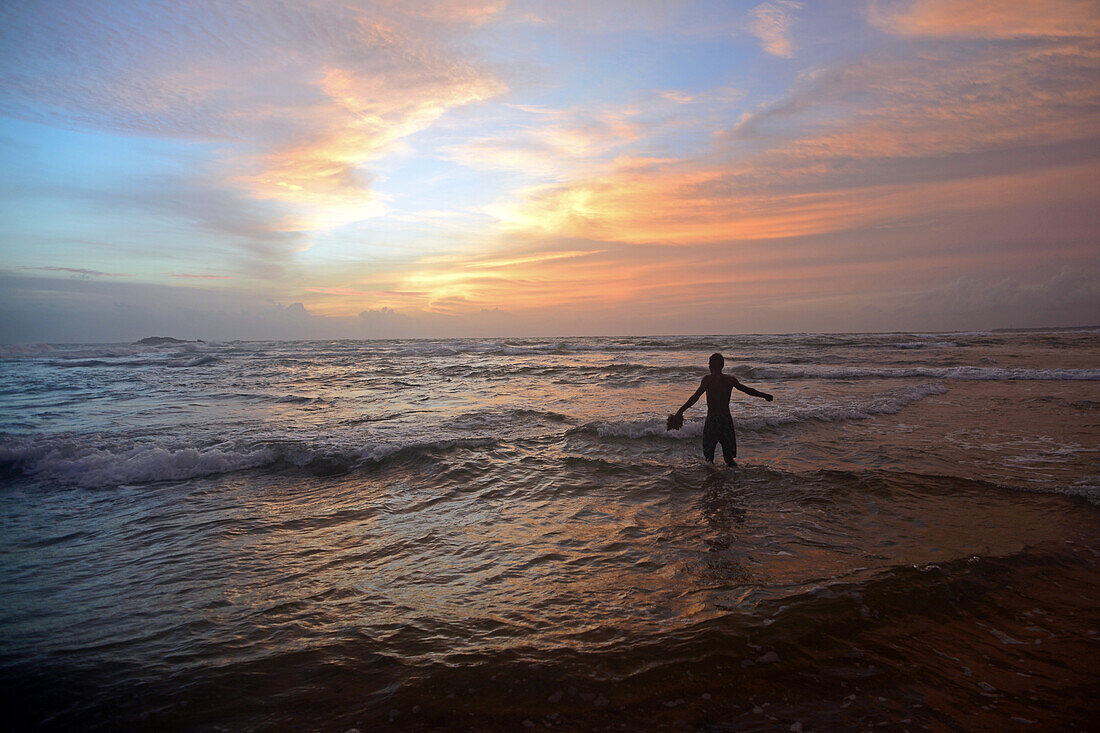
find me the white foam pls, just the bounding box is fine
[0,439,275,488]
[180,354,220,367]
[0,434,501,488]
[1057,478,1100,505]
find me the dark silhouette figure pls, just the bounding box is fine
[673,352,773,465]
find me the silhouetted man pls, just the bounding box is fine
[673,352,773,465]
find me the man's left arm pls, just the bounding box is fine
[732,377,773,402]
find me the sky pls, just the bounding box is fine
[1,0,1098,342]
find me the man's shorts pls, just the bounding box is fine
[703,412,737,464]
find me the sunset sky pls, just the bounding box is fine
[1,0,1098,342]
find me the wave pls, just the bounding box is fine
[577,383,949,440]
[9,345,147,360]
[0,343,57,357]
[44,353,224,368]
[388,337,736,358]
[177,355,220,367]
[0,439,275,487]
[442,363,697,383]
[738,364,1100,381]
[273,393,327,404]
[47,359,115,368]
[0,435,499,488]
[1051,477,1100,505]
[433,360,1097,385]
[893,341,958,349]
[450,408,572,430]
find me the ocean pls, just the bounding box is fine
[1,330,1097,731]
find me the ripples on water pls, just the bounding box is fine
[1,331,1098,730]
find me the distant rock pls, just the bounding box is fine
[135,336,205,345]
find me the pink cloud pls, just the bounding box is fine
[747,1,802,58]
[870,0,1100,39]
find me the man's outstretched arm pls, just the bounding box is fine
[678,379,707,415]
[733,378,773,402]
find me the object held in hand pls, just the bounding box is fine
[666,413,683,431]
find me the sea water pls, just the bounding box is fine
[1,331,1097,730]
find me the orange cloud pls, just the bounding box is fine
[377,0,508,25]
[871,0,1100,38]
[488,19,1100,246]
[489,158,1098,245]
[295,0,1100,327]
[298,246,640,316]
[444,105,641,178]
[238,55,503,229]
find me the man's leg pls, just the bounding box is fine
[719,424,737,466]
[702,419,718,462]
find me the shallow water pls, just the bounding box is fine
[1,331,1098,730]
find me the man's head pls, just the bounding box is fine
[709,352,724,373]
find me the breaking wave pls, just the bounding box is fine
[178,355,220,367]
[0,435,499,488]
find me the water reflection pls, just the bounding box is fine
[697,469,751,585]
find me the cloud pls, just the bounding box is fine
[726,37,1100,165]
[444,105,641,178]
[231,56,502,230]
[488,158,1099,244]
[0,1,505,238]
[14,266,127,278]
[64,173,310,275]
[377,0,507,25]
[747,1,802,58]
[487,17,1100,246]
[897,267,1100,329]
[170,273,234,280]
[658,90,695,104]
[0,272,530,342]
[441,85,741,191]
[3,1,1098,337]
[289,240,634,319]
[870,0,1100,39]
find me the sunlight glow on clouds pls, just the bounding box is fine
[1,0,1098,339]
[0,0,505,244]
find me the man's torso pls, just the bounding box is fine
[703,373,736,417]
